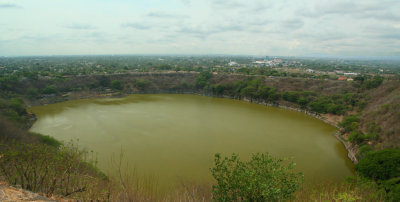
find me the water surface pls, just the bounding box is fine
[30,94,353,190]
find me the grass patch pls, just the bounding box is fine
[31,132,62,148]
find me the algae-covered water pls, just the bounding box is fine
[29,94,353,190]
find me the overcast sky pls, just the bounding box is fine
[0,0,399,56]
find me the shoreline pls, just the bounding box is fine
[224,95,358,163]
[26,91,358,164]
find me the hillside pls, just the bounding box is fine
[1,72,399,201]
[4,72,397,150]
[361,80,400,148]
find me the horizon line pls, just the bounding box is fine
[1,54,400,60]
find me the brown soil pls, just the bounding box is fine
[321,113,343,126]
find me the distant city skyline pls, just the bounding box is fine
[0,0,399,56]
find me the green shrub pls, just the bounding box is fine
[42,85,57,94]
[282,91,299,103]
[31,132,62,148]
[357,145,373,159]
[355,149,400,181]
[210,153,303,201]
[382,177,400,201]
[9,97,26,115]
[308,101,328,113]
[111,80,123,90]
[135,79,151,90]
[348,131,367,144]
[99,75,109,87]
[297,97,309,107]
[5,109,20,121]
[348,131,377,145]
[339,115,360,133]
[367,122,382,134]
[386,182,400,202]
[364,76,384,89]
[26,87,39,98]
[196,71,212,89]
[327,104,346,115]
[366,133,379,141]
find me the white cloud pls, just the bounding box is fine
[0,0,399,56]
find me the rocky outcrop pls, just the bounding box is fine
[0,182,70,202]
[334,133,358,163]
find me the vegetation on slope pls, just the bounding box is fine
[211,153,303,201]
[0,68,399,200]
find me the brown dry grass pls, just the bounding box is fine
[361,80,400,148]
[294,179,385,202]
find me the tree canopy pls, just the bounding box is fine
[355,148,400,181]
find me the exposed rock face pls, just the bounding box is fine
[0,182,70,202]
[334,133,359,163]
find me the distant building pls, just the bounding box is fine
[273,58,282,63]
[253,60,272,67]
[254,61,267,64]
[265,56,270,61]
[228,61,238,66]
[344,72,359,76]
[306,69,314,73]
[338,77,348,81]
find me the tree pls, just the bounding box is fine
[210,153,303,201]
[195,71,212,89]
[282,91,299,103]
[308,101,327,113]
[9,98,26,115]
[348,131,367,144]
[213,84,224,95]
[355,149,400,181]
[364,76,384,89]
[111,80,123,90]
[99,75,109,87]
[135,79,151,90]
[42,85,57,94]
[339,115,360,133]
[26,87,39,98]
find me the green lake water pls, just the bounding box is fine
[29,94,353,190]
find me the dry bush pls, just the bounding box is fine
[0,118,39,144]
[164,180,212,202]
[96,151,212,202]
[0,141,106,199]
[104,152,160,202]
[295,178,386,202]
[361,80,400,147]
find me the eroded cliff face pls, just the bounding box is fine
[334,133,359,163]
